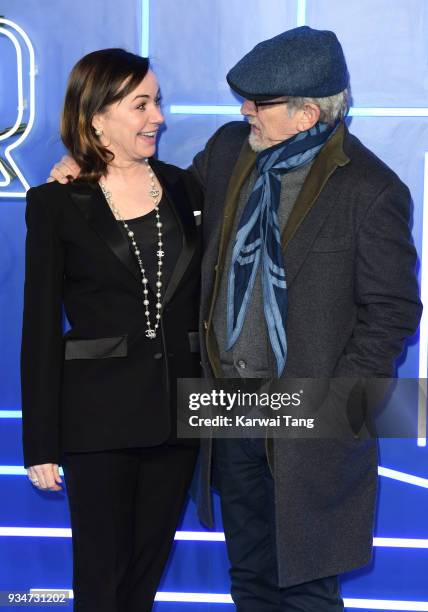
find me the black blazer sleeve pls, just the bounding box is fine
[21,187,65,468]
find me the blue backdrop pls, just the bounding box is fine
[0,1,427,610]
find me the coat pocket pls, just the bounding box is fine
[64,335,128,360]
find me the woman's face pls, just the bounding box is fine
[92,70,164,164]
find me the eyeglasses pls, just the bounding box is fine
[254,98,289,111]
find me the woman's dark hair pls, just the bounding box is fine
[61,48,150,183]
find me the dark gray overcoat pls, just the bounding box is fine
[190,121,422,587]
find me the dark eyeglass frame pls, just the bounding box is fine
[254,98,290,110]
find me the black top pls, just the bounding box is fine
[117,193,182,293]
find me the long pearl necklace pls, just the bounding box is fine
[100,158,163,339]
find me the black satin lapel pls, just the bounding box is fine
[67,182,140,281]
[150,160,197,305]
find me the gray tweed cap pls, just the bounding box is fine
[226,26,349,100]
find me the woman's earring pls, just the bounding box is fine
[95,127,103,136]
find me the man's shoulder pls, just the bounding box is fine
[204,121,250,157]
[200,121,250,171]
[343,129,407,192]
[212,120,250,144]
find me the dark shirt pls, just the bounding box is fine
[117,193,181,292]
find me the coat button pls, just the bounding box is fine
[237,359,246,369]
[154,353,163,360]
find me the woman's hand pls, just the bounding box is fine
[27,464,63,491]
[47,156,80,184]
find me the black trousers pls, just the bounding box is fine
[62,444,198,612]
[214,438,344,612]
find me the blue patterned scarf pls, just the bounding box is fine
[227,121,338,376]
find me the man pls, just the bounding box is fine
[50,26,421,611]
[188,26,421,611]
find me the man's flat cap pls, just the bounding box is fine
[226,26,349,100]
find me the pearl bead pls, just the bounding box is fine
[156,281,162,288]
[128,231,134,237]
[156,302,161,308]
[143,300,149,305]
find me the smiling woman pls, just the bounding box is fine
[21,48,202,612]
[60,50,163,184]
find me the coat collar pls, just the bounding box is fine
[281,122,350,249]
[213,122,350,289]
[205,122,350,376]
[281,122,350,286]
[66,159,198,304]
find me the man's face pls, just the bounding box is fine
[241,98,302,152]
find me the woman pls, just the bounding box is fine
[21,49,202,612]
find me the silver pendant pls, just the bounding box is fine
[146,329,156,339]
[150,188,160,198]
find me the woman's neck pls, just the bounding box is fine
[104,158,150,183]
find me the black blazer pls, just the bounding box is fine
[21,160,202,468]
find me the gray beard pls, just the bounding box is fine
[248,131,269,153]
